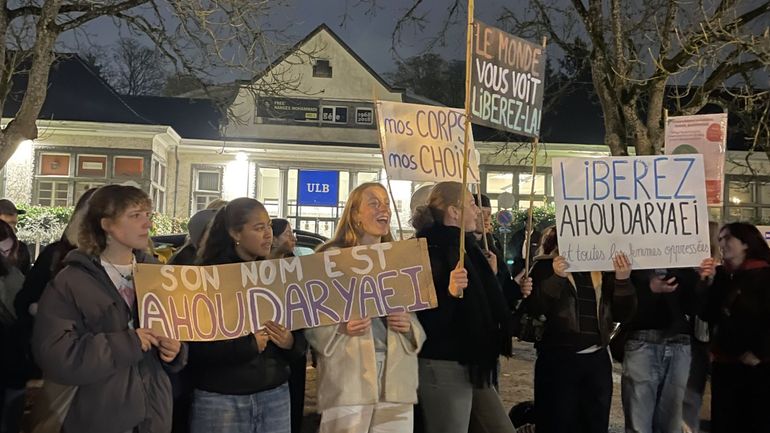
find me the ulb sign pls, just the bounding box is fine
[297,170,339,206]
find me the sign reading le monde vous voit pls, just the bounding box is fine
[470,20,546,138]
[376,100,480,183]
[553,155,711,272]
[135,238,437,342]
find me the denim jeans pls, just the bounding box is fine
[190,383,291,433]
[621,331,691,433]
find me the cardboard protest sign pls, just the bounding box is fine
[135,238,437,341]
[469,20,546,138]
[553,155,711,271]
[376,100,480,183]
[665,113,727,206]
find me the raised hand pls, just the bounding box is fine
[449,263,469,298]
[613,252,632,280]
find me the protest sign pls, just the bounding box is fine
[376,100,480,183]
[553,155,711,271]
[665,113,727,206]
[469,20,546,138]
[135,238,437,341]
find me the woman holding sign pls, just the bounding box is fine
[522,226,636,433]
[699,222,770,433]
[187,198,307,433]
[411,181,516,433]
[32,185,186,433]
[305,182,426,433]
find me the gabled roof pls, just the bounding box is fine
[3,54,152,125]
[251,23,405,95]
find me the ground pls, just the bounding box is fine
[302,341,711,433]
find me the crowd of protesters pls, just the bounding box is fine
[0,182,768,433]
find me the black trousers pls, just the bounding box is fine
[534,347,612,433]
[288,351,307,433]
[711,362,770,433]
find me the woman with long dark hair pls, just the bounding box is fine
[699,222,770,433]
[412,181,515,433]
[32,185,185,433]
[188,197,306,433]
[305,182,425,433]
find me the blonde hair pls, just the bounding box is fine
[317,182,394,252]
[410,181,465,231]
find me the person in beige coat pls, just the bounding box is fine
[305,182,426,433]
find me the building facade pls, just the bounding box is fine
[2,25,769,239]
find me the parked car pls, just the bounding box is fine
[151,229,328,262]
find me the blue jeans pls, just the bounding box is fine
[621,331,691,433]
[190,383,291,433]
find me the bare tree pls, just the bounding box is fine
[109,37,167,95]
[377,0,770,157]
[0,0,314,170]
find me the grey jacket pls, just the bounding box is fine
[32,250,187,433]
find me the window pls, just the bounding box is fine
[39,154,70,176]
[151,158,167,213]
[727,180,754,205]
[37,181,70,206]
[356,108,373,125]
[321,106,348,124]
[313,60,332,78]
[114,156,144,177]
[192,167,222,213]
[258,168,280,216]
[486,172,513,193]
[75,182,105,202]
[76,155,107,177]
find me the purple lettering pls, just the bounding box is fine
[141,293,172,338]
[376,270,405,314]
[215,292,246,338]
[359,275,385,317]
[332,278,357,322]
[284,283,313,329]
[168,294,193,340]
[305,280,340,325]
[401,266,431,311]
[246,287,283,332]
[191,293,218,340]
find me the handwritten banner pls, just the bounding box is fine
[470,20,546,138]
[665,113,727,206]
[376,100,480,183]
[553,155,711,271]
[135,238,437,341]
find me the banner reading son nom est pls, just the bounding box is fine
[135,238,437,341]
[376,100,480,183]
[553,155,711,271]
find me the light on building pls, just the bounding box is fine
[9,139,33,164]
[731,197,742,204]
[235,151,248,162]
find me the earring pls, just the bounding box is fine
[235,241,240,246]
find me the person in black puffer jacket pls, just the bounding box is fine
[698,222,770,433]
[32,185,186,433]
[412,182,517,433]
